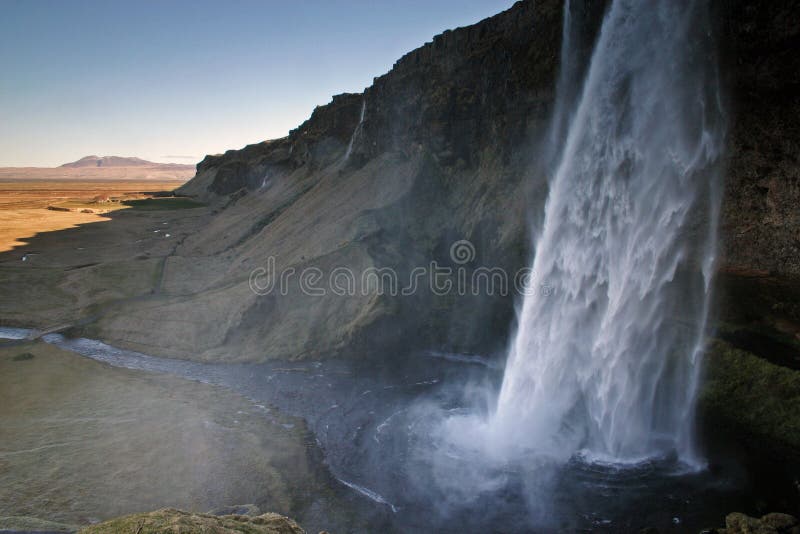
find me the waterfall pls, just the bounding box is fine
[492,0,725,465]
[344,99,366,161]
[546,0,592,170]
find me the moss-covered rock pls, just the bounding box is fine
[699,338,800,457]
[78,508,304,534]
[207,505,262,517]
[707,511,799,533]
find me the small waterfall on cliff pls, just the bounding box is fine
[546,0,585,170]
[491,0,726,464]
[344,99,366,161]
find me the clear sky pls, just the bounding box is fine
[0,0,516,167]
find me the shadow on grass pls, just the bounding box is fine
[122,197,207,210]
[0,183,214,335]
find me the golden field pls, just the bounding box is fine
[0,180,185,252]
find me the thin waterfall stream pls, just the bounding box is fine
[344,99,366,161]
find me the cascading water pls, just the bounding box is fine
[344,99,366,161]
[545,0,603,171]
[492,0,726,465]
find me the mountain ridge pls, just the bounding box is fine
[60,155,194,169]
[0,156,196,181]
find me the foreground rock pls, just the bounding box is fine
[77,509,304,534]
[700,338,800,459]
[707,512,799,534]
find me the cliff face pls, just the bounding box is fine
[182,1,562,198]
[713,0,800,358]
[89,0,799,362]
[720,0,800,276]
[95,0,566,361]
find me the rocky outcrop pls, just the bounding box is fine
[708,512,799,534]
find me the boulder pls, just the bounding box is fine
[716,511,800,534]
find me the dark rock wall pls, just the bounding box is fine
[188,0,800,276]
[719,0,800,276]
[188,0,564,197]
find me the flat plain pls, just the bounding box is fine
[0,180,186,252]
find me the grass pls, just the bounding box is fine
[122,197,206,210]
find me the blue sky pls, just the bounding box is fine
[0,0,515,167]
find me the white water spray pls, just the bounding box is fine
[492,0,725,465]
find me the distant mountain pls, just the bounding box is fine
[61,156,193,169]
[0,155,196,181]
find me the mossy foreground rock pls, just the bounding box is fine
[710,512,799,533]
[700,339,800,456]
[78,508,304,534]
